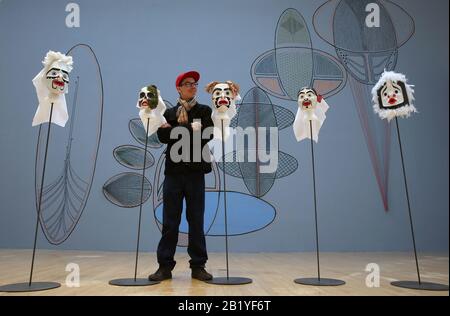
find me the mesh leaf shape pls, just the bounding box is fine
[103,172,152,208]
[113,145,154,170]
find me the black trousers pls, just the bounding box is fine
[157,171,208,270]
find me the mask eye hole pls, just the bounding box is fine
[395,90,398,94]
[139,92,145,98]
[214,91,221,97]
[384,93,388,96]
[147,93,155,98]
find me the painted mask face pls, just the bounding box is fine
[45,62,70,95]
[298,88,319,111]
[138,85,159,110]
[377,80,409,110]
[212,83,235,113]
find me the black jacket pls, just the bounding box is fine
[157,102,214,175]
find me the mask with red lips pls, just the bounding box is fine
[206,81,240,140]
[138,85,159,110]
[212,83,235,113]
[372,71,416,121]
[297,88,322,113]
[45,62,70,95]
[377,80,408,110]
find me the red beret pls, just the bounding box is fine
[175,71,200,87]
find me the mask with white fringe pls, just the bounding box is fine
[372,71,416,121]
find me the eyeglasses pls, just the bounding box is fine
[182,82,199,88]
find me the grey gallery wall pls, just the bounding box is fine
[0,0,448,253]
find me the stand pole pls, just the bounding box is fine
[29,103,54,286]
[206,119,252,285]
[222,120,230,280]
[294,120,345,286]
[133,117,150,281]
[309,120,321,281]
[390,117,448,291]
[109,117,159,287]
[395,117,421,283]
[0,103,61,292]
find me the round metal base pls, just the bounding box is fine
[109,278,160,287]
[206,277,253,285]
[295,277,346,286]
[0,282,61,293]
[391,281,449,291]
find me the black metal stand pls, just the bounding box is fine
[0,103,61,293]
[390,117,448,291]
[206,120,252,285]
[109,118,159,287]
[295,120,345,287]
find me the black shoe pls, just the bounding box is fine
[191,267,213,281]
[148,268,172,281]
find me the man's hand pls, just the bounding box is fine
[191,121,202,131]
[160,123,171,128]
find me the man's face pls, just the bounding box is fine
[298,88,318,111]
[138,85,159,109]
[177,77,198,100]
[377,80,407,110]
[45,62,70,95]
[212,83,234,113]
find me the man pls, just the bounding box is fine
[149,71,214,282]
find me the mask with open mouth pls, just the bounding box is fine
[372,71,416,121]
[293,87,329,143]
[136,85,167,136]
[138,85,159,110]
[212,83,234,113]
[45,62,70,95]
[32,50,73,127]
[205,81,240,140]
[297,88,322,119]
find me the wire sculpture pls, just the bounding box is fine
[102,101,174,207]
[251,8,347,100]
[226,86,298,197]
[313,0,415,210]
[34,44,104,244]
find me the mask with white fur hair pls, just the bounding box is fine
[371,70,416,122]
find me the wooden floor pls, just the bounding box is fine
[0,250,448,296]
